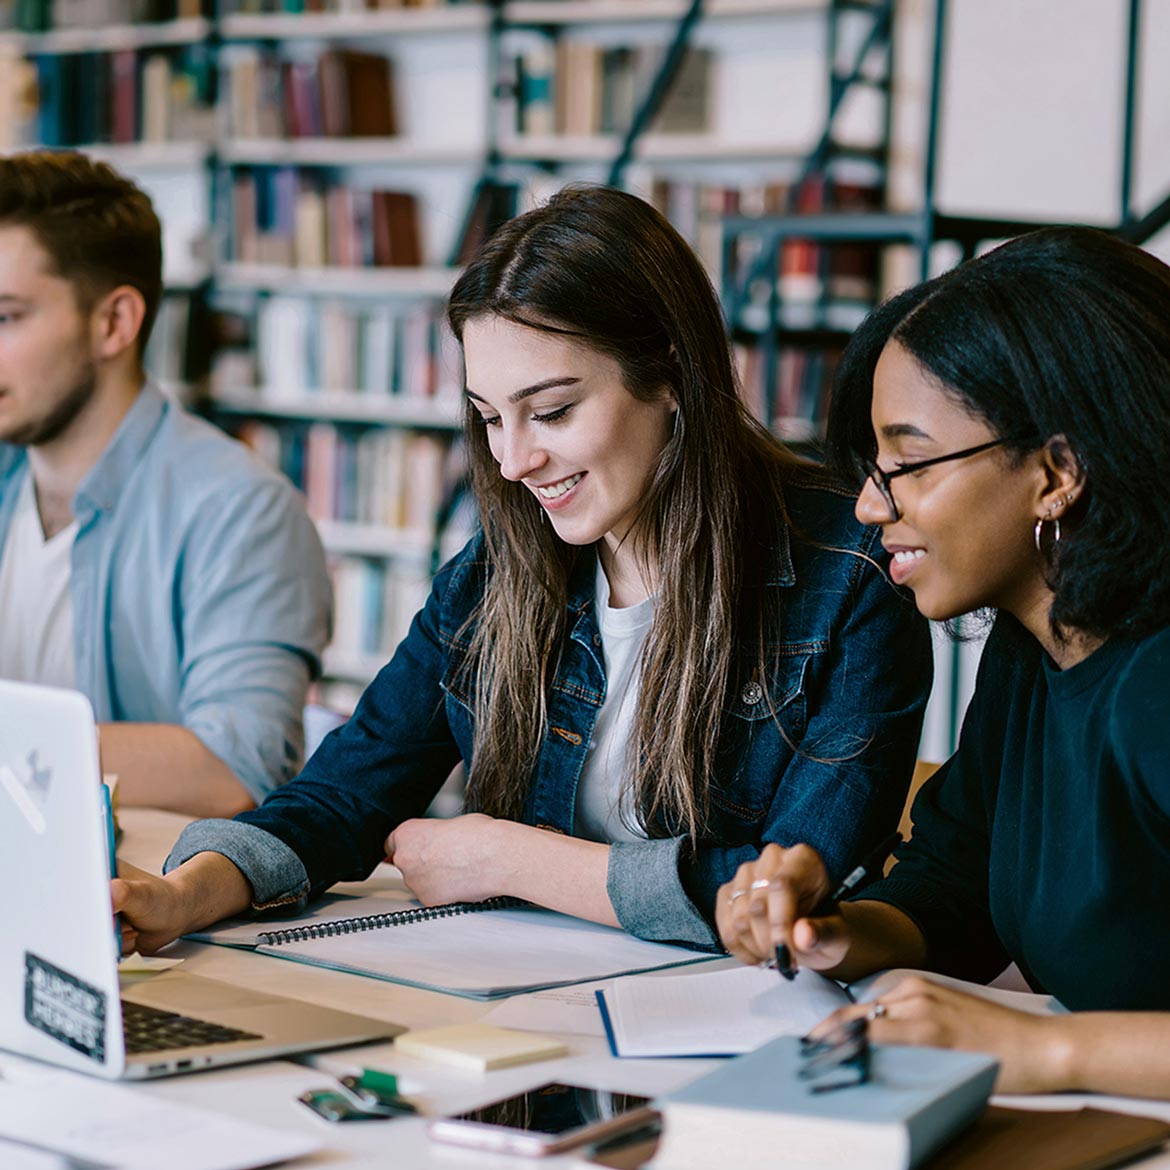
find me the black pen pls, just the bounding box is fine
[774,830,902,981]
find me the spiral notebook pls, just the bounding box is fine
[189,896,713,1000]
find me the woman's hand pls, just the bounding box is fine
[806,973,1069,1094]
[386,813,512,906]
[716,843,852,971]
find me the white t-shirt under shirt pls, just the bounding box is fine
[0,473,78,688]
[573,558,654,844]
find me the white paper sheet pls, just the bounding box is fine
[0,1068,319,1170]
[0,1142,81,1170]
[481,982,612,1037]
[603,964,851,1057]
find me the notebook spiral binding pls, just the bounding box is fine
[257,896,525,947]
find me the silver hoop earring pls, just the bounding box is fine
[1033,515,1062,553]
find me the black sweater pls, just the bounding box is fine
[862,614,1170,1011]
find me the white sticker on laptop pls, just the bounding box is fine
[24,952,107,1064]
[0,750,51,834]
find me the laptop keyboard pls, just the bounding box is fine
[121,999,263,1054]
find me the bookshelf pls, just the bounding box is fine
[0,0,897,701]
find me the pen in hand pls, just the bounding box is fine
[773,830,902,981]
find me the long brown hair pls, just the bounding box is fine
[447,185,807,840]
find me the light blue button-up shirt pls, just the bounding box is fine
[0,383,332,801]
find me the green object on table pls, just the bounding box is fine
[337,1070,417,1116]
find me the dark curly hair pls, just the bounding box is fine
[826,226,1170,641]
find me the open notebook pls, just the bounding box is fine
[597,964,1063,1058]
[189,894,714,1000]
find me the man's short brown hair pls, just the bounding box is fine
[0,150,163,357]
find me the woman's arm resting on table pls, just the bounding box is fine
[387,815,619,928]
[111,853,253,955]
[808,973,1170,1098]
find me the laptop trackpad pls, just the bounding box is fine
[122,970,288,1013]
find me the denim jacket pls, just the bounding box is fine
[170,467,931,948]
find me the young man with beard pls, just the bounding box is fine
[0,151,331,817]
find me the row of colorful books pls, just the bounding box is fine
[735,342,841,445]
[19,44,213,148]
[226,168,422,267]
[506,39,711,137]
[232,418,461,533]
[328,555,433,669]
[210,297,461,402]
[223,0,471,15]
[722,176,884,303]
[4,0,201,32]
[222,45,397,140]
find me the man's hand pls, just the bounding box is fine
[111,852,253,954]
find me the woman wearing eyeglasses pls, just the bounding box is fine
[717,226,1170,1096]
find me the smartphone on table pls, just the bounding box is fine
[427,1081,657,1156]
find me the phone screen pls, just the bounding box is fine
[448,1082,653,1137]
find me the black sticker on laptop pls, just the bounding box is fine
[25,952,107,1064]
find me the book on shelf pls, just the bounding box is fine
[224,45,397,140]
[649,177,783,278]
[234,420,457,532]
[4,0,202,29]
[453,178,521,265]
[329,49,396,137]
[330,555,432,664]
[239,297,460,401]
[228,169,423,269]
[510,36,712,139]
[25,42,213,149]
[652,1035,999,1170]
[221,0,457,13]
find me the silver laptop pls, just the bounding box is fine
[0,679,402,1080]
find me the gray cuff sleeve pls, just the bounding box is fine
[164,818,310,912]
[607,837,719,949]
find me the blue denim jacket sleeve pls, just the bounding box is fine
[221,552,465,896]
[165,817,311,910]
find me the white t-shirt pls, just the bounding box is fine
[573,558,654,844]
[0,474,78,688]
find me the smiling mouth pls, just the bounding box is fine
[891,549,926,566]
[535,472,584,500]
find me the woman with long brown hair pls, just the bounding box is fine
[114,186,929,953]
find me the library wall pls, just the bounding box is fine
[2,0,1166,748]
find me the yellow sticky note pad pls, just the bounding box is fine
[394,1023,568,1071]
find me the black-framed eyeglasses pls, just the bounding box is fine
[859,437,1010,522]
[798,1017,871,1094]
